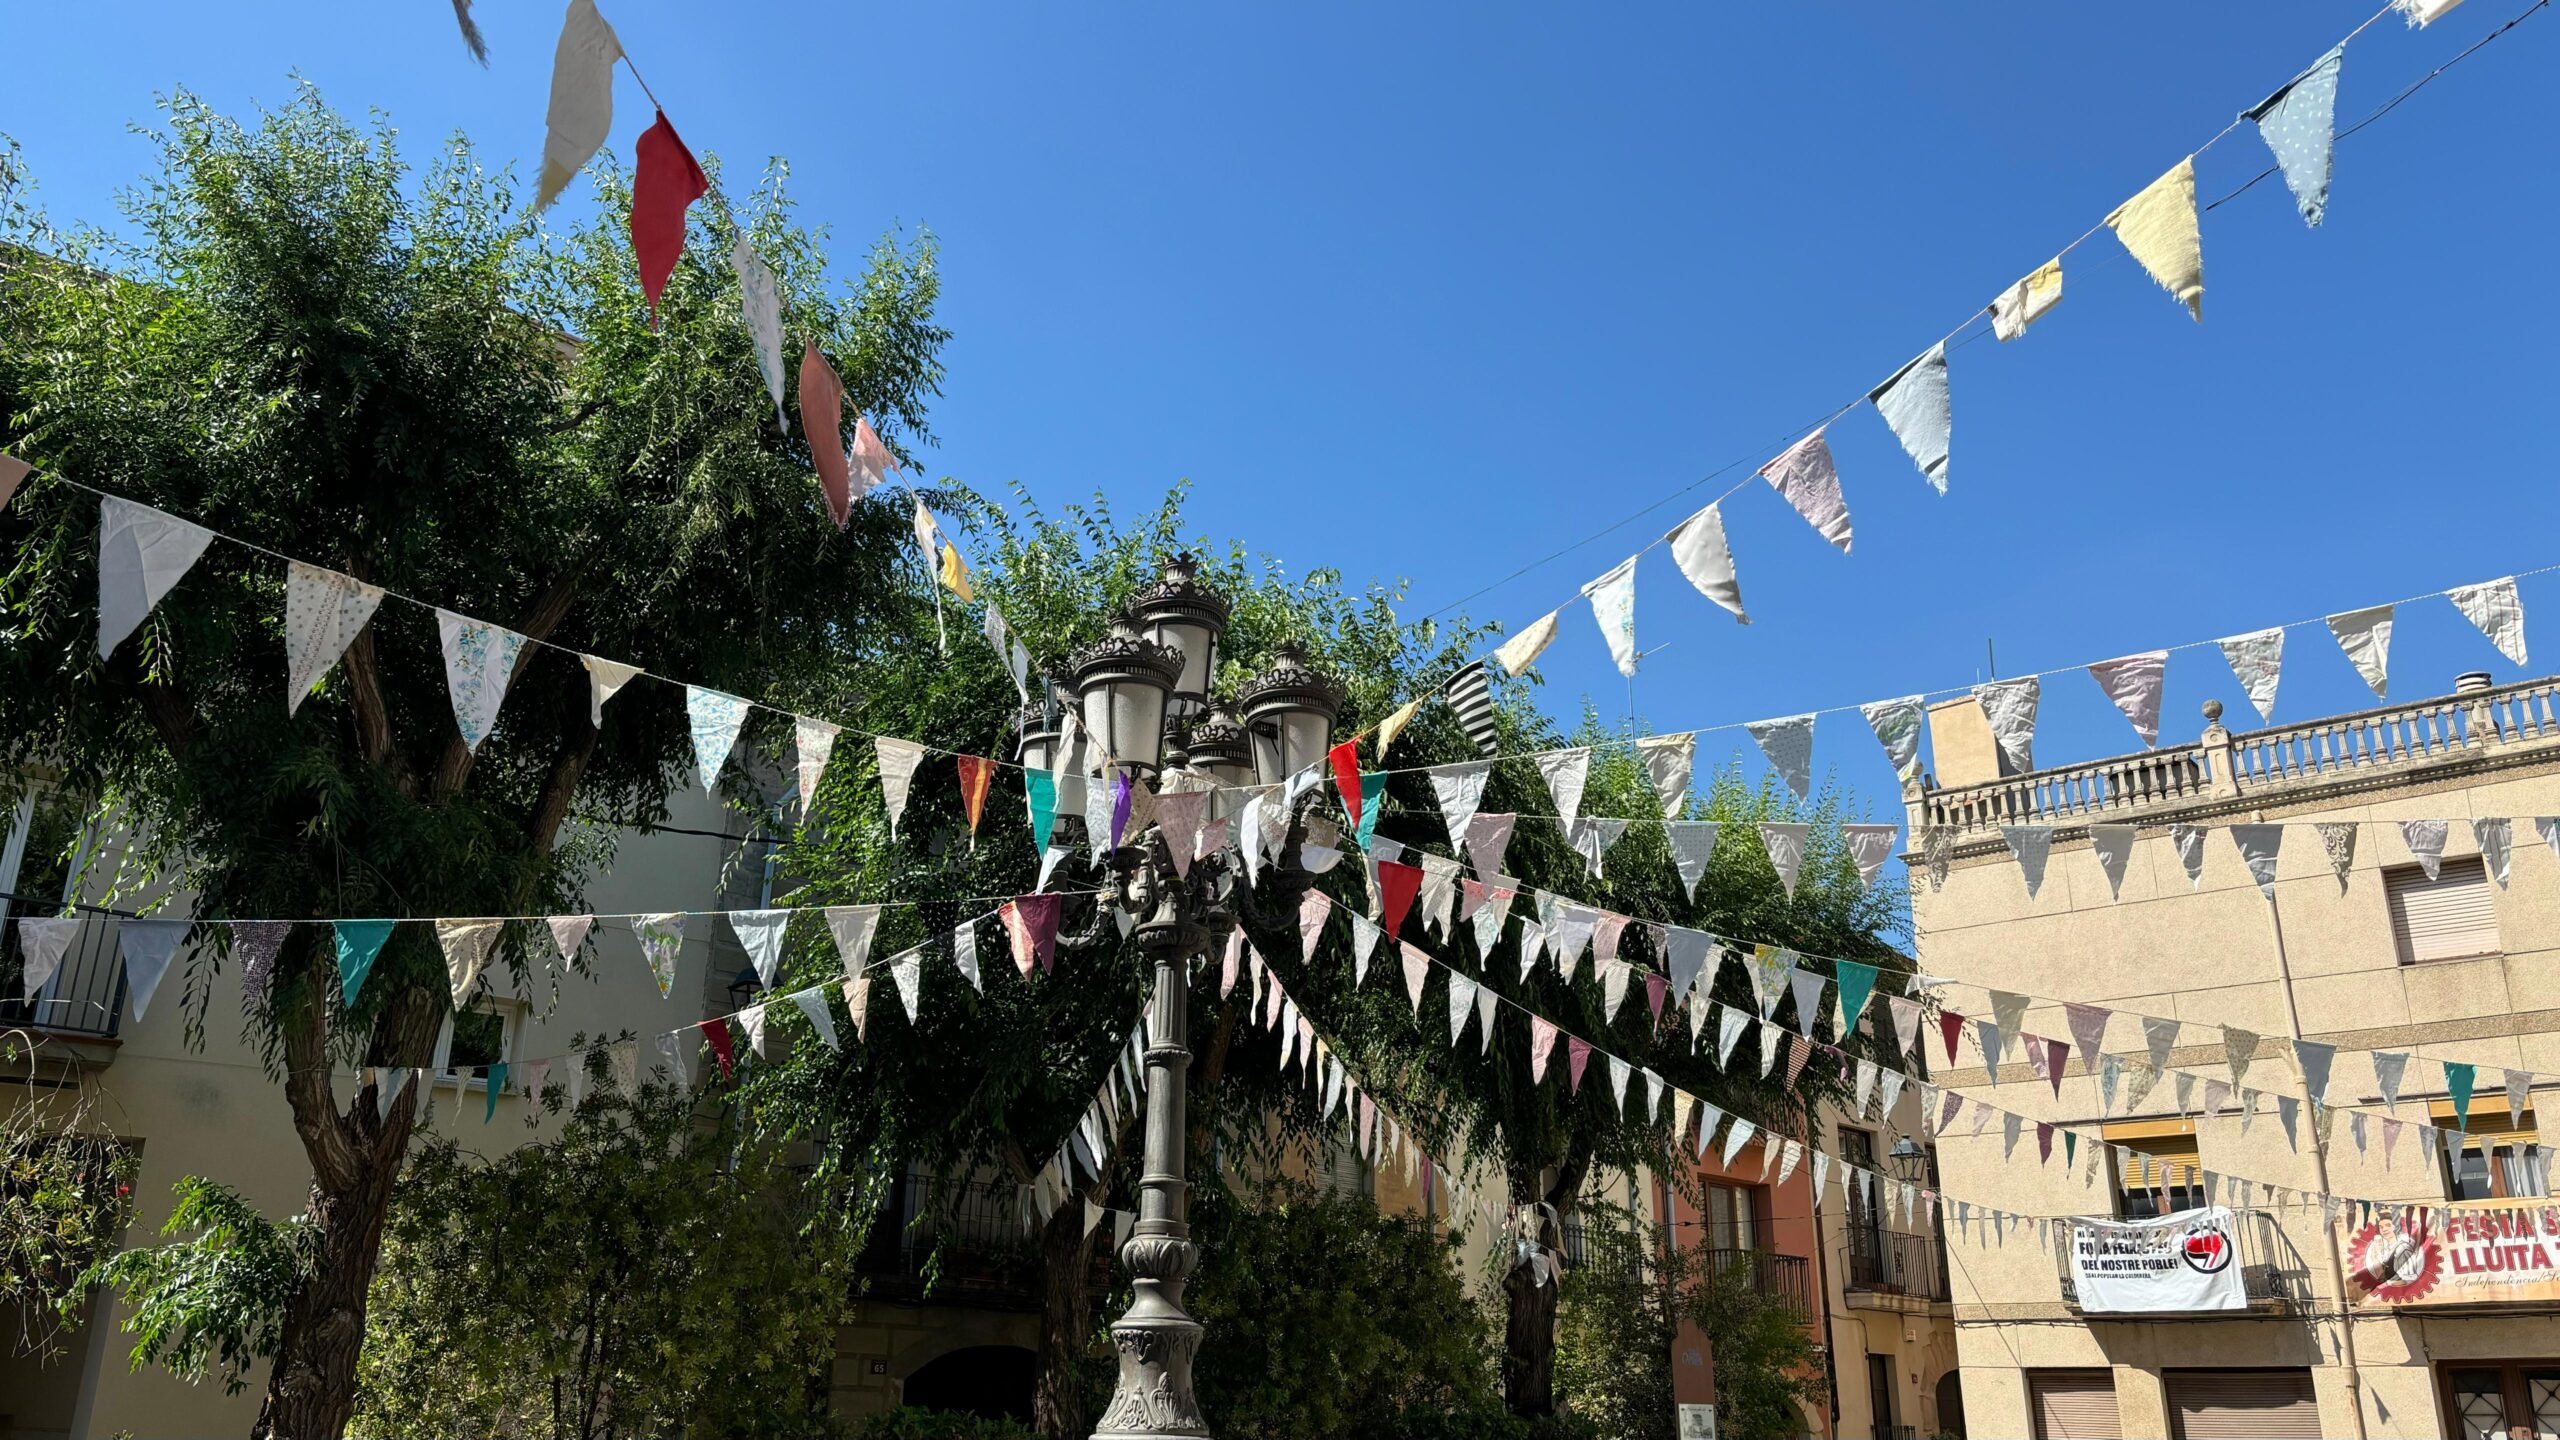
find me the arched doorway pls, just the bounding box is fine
[1933,1369,1968,1438]
[902,1344,1037,1421]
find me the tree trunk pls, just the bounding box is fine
[1501,1256,1562,1417]
[252,936,443,1440]
[1032,1200,1100,1439]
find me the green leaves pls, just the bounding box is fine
[80,1176,314,1395]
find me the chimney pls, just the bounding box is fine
[2455,671,2492,694]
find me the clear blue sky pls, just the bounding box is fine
[9,1,2556,820]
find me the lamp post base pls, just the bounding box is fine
[1093,1295,1209,1438]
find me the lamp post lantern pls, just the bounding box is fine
[1065,561,1341,1440]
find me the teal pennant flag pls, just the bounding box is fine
[1025,770,1058,854]
[1832,959,1878,1037]
[484,1060,508,1122]
[2444,1060,2476,1134]
[334,919,396,1008]
[1355,773,1388,852]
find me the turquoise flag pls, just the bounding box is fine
[334,920,395,1008]
[1832,959,1878,1037]
[2444,1060,2476,1133]
[1025,770,1058,853]
[1355,773,1388,851]
[484,1060,508,1122]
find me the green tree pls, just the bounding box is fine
[0,88,946,1438]
[355,1071,851,1438]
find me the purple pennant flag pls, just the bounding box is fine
[232,920,296,1007]
[1109,771,1134,850]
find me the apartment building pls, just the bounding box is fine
[1912,673,2560,1440]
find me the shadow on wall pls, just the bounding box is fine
[902,1344,1038,1422]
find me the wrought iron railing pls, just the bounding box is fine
[855,1175,1106,1308]
[1704,1246,1813,1321]
[1846,1226,1950,1303]
[2050,1209,2313,1313]
[0,914,125,1041]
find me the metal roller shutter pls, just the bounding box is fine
[2385,857,2498,963]
[2031,1370,2121,1440]
[2166,1368,2320,1439]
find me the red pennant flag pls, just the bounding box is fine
[1329,740,1363,824]
[798,343,853,529]
[630,112,706,324]
[956,755,995,836]
[1940,1009,1967,1066]
[697,1018,734,1081]
[1000,894,1061,977]
[1377,861,1423,937]
[1644,971,1669,1024]
[1566,1037,1592,1093]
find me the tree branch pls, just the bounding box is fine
[339,626,405,787]
[429,571,586,801]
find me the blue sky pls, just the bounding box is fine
[9,1,2556,823]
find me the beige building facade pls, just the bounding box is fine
[1912,673,2560,1440]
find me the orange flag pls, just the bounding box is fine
[799,343,853,529]
[956,754,995,837]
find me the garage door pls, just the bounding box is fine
[2166,1369,2321,1440]
[2031,1370,2121,1440]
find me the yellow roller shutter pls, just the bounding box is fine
[2032,1370,2122,1440]
[2166,1369,2320,1439]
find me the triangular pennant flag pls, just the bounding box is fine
[728,909,791,989]
[1867,343,1950,495]
[1747,715,1815,803]
[955,755,996,838]
[2172,824,2208,889]
[1831,959,1878,1037]
[1568,818,1630,880]
[729,233,788,429]
[1476,984,1500,1053]
[2087,652,2168,748]
[1430,762,1493,842]
[1989,258,2063,341]
[1786,966,1826,1038]
[1637,734,1696,820]
[1440,661,1501,758]
[2106,156,2203,319]
[1565,1038,1595,1095]
[435,609,529,754]
[1758,429,1852,553]
[1665,927,1711,1003]
[1999,825,2054,899]
[1528,1017,1560,1083]
[1449,973,1479,1046]
[1939,1009,1966,1066]
[2312,821,2358,892]
[1155,790,1208,879]
[283,562,385,716]
[2243,45,2343,229]
[16,918,80,997]
[1583,555,1639,679]
[1329,741,1365,828]
[1843,824,1898,889]
[535,0,623,211]
[2230,824,2284,900]
[1974,677,2039,774]
[1378,861,1423,937]
[1758,823,1811,901]
[1536,749,1591,831]
[0,454,27,513]
[790,987,840,1051]
[685,688,753,793]
[1025,770,1060,855]
[1886,995,1923,1061]
[1667,822,1719,902]
[826,905,880,981]
[798,342,857,528]
[1859,696,1925,782]
[790,717,842,815]
[230,920,294,1007]
[2295,1039,2337,1104]
[2063,1003,2110,1074]
[1299,889,1334,965]
[1548,904,1599,979]
[2223,1027,2259,1087]
[2504,1068,2533,1120]
[697,1015,738,1080]
[875,738,927,840]
[582,655,640,729]
[1717,1006,1750,1067]
[2218,628,2285,723]
[2327,605,2395,699]
[2401,820,2448,881]
[1348,913,1382,986]
[2088,825,2137,901]
[2448,577,2528,666]
[334,919,394,1008]
[951,918,981,992]
[118,918,189,1022]
[2445,1060,2477,1132]
[889,948,923,1022]
[436,918,505,1004]
[1493,610,1560,678]
[847,415,900,506]
[1746,945,1792,1020]
[2474,817,2513,889]
[635,913,684,997]
[1991,990,2029,1049]
[1465,813,1518,881]
[1664,503,1748,622]
[630,112,706,322]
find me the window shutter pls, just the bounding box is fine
[2386,858,2499,963]
[2114,1136,2201,1189]
[2165,1369,2320,1439]
[2031,1369,2122,1440]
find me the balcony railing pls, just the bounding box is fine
[0,915,125,1041]
[855,1176,1106,1309]
[1846,1226,1950,1303]
[1920,676,2560,836]
[1704,1246,1813,1322]
[2051,1210,2313,1314]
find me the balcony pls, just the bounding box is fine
[1916,676,2560,840]
[1846,1226,1950,1306]
[1,915,125,1046]
[1705,1247,1814,1322]
[2051,1210,2313,1315]
[854,1175,1107,1311]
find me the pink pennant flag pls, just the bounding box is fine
[847,415,901,502]
[1645,971,1669,1024]
[1758,428,1852,553]
[1567,1038,1593,1094]
[1220,929,1244,999]
[1529,1017,1560,1083]
[799,343,854,529]
[1000,895,1061,977]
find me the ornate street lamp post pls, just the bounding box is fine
[1066,558,1342,1440]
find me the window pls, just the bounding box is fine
[2430,1103,2548,1202]
[433,997,522,1085]
[2440,1362,2560,1440]
[2104,1120,2203,1219]
[1703,1182,1757,1251]
[2385,857,2499,964]
[1840,1126,1884,1251]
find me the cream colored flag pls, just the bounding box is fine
[284,561,385,716]
[2106,158,2203,320]
[582,655,641,728]
[1758,430,1852,553]
[795,718,840,813]
[437,918,505,1005]
[1989,259,2062,341]
[1665,502,1748,622]
[1494,610,1560,677]
[537,0,625,212]
[2447,577,2527,666]
[1376,699,1423,756]
[2326,605,2394,699]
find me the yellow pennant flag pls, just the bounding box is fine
[938,541,973,601]
[1376,699,1423,755]
[2106,157,2202,320]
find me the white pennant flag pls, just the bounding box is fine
[1860,696,1925,781]
[1842,825,1898,889]
[582,655,641,728]
[686,687,753,793]
[1449,973,1479,1046]
[1747,714,1815,803]
[537,0,624,211]
[1536,748,1591,831]
[1584,555,1639,679]
[1758,823,1811,900]
[791,987,840,1050]
[1974,677,2039,774]
[436,610,529,754]
[795,717,840,813]
[2400,819,2448,881]
[875,738,927,839]
[2217,627,2285,723]
[16,918,79,995]
[1568,819,1630,880]
[952,920,980,992]
[547,914,595,966]
[1667,822,1719,902]
[2230,824,2283,900]
[729,233,788,429]
[729,909,792,989]
[2172,824,2208,889]
[2090,825,2137,901]
[1400,943,1430,1016]
[1299,890,1333,965]
[2088,652,2168,748]
[118,918,190,1023]
[1867,342,1950,495]
[2000,825,2054,899]
[1637,733,1695,820]
[1430,762,1493,842]
[890,948,922,1021]
[1664,503,1748,623]
[1493,610,1559,677]
[983,605,1034,701]
[436,918,505,1004]
[736,1004,769,1058]
[1758,430,1852,553]
[97,497,215,658]
[2327,605,2394,699]
[1464,813,1517,884]
[1350,913,1382,986]
[2448,577,2527,666]
[2474,817,2513,889]
[1989,258,2063,341]
[283,562,384,716]
[826,905,880,981]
